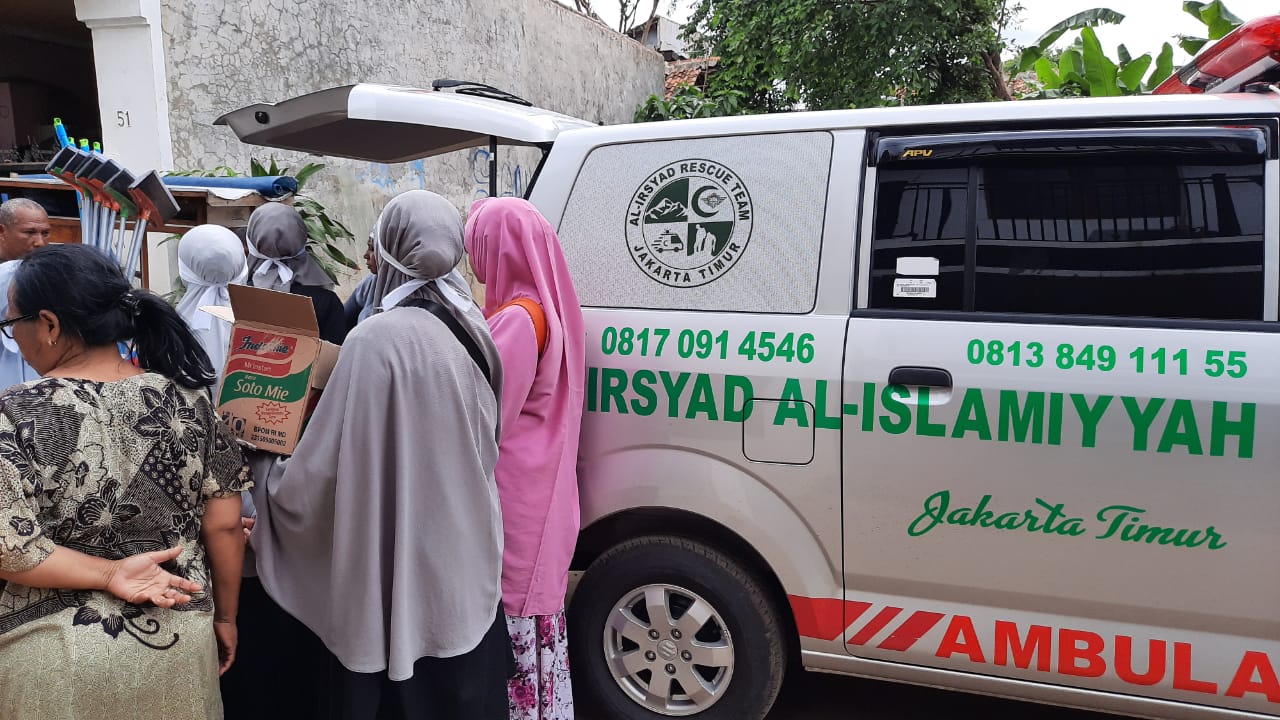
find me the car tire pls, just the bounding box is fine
[569,534,787,720]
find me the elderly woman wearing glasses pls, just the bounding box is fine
[0,244,249,720]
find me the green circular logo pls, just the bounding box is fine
[626,159,753,288]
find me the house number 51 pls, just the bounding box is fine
[116,110,132,127]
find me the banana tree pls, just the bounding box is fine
[1015,1,1247,98]
[1014,7,1126,74]
[1028,28,1176,97]
[1176,0,1245,55]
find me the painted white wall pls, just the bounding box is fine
[69,0,664,295]
[74,0,177,290]
[74,0,174,172]
[161,0,666,297]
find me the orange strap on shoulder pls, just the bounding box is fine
[496,297,548,356]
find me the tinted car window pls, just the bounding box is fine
[868,133,1266,321]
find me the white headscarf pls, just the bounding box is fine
[176,225,247,384]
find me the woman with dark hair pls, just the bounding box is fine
[246,202,348,345]
[0,244,249,720]
[343,226,379,331]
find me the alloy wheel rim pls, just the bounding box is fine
[602,583,735,716]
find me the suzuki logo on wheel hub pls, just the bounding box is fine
[626,159,754,288]
[657,638,679,661]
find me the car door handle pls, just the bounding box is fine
[888,366,953,388]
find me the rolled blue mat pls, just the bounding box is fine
[20,174,299,200]
[161,175,299,198]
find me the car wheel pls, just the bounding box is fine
[569,535,787,720]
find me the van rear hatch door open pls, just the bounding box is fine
[214,83,595,168]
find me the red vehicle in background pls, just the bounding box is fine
[1155,14,1280,94]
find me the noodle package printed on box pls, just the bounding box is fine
[203,284,339,455]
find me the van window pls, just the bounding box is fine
[869,129,1268,321]
[556,132,833,313]
[870,166,968,312]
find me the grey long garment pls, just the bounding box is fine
[248,190,505,681]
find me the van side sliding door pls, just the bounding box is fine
[839,124,1280,714]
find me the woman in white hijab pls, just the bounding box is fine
[246,190,512,719]
[175,224,247,389]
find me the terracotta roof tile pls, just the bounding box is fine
[664,56,720,98]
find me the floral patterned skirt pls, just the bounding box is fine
[506,609,573,720]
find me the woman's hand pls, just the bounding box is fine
[242,516,255,543]
[214,619,237,675]
[102,546,203,608]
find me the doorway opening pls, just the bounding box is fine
[0,0,100,174]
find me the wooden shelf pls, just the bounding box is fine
[0,176,271,289]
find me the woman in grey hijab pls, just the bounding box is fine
[246,190,511,720]
[245,202,348,344]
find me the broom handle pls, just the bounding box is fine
[125,217,148,283]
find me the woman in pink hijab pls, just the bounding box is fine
[465,197,585,720]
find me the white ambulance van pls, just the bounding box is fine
[219,83,1280,720]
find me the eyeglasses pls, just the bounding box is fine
[0,314,34,339]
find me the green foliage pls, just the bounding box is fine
[1177,0,1246,55]
[634,84,751,122]
[684,0,1007,111]
[1149,43,1177,87]
[167,157,358,284]
[1080,28,1120,95]
[1015,8,1126,73]
[1026,34,1177,98]
[1017,0,1245,99]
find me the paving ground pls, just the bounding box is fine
[761,669,1123,719]
[582,667,1128,719]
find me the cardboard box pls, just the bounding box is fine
[213,284,340,455]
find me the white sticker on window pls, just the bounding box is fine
[893,278,937,298]
[895,256,940,276]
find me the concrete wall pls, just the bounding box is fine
[161,0,664,292]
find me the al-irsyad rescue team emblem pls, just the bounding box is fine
[627,159,753,288]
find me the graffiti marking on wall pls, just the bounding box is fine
[470,148,526,200]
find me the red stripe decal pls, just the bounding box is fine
[847,606,903,646]
[788,596,872,641]
[876,610,945,652]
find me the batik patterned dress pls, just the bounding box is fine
[0,374,250,720]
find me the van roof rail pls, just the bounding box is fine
[431,79,533,107]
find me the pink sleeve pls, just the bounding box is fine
[488,307,539,434]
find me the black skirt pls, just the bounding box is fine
[221,579,515,720]
[321,604,515,720]
[220,576,328,720]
